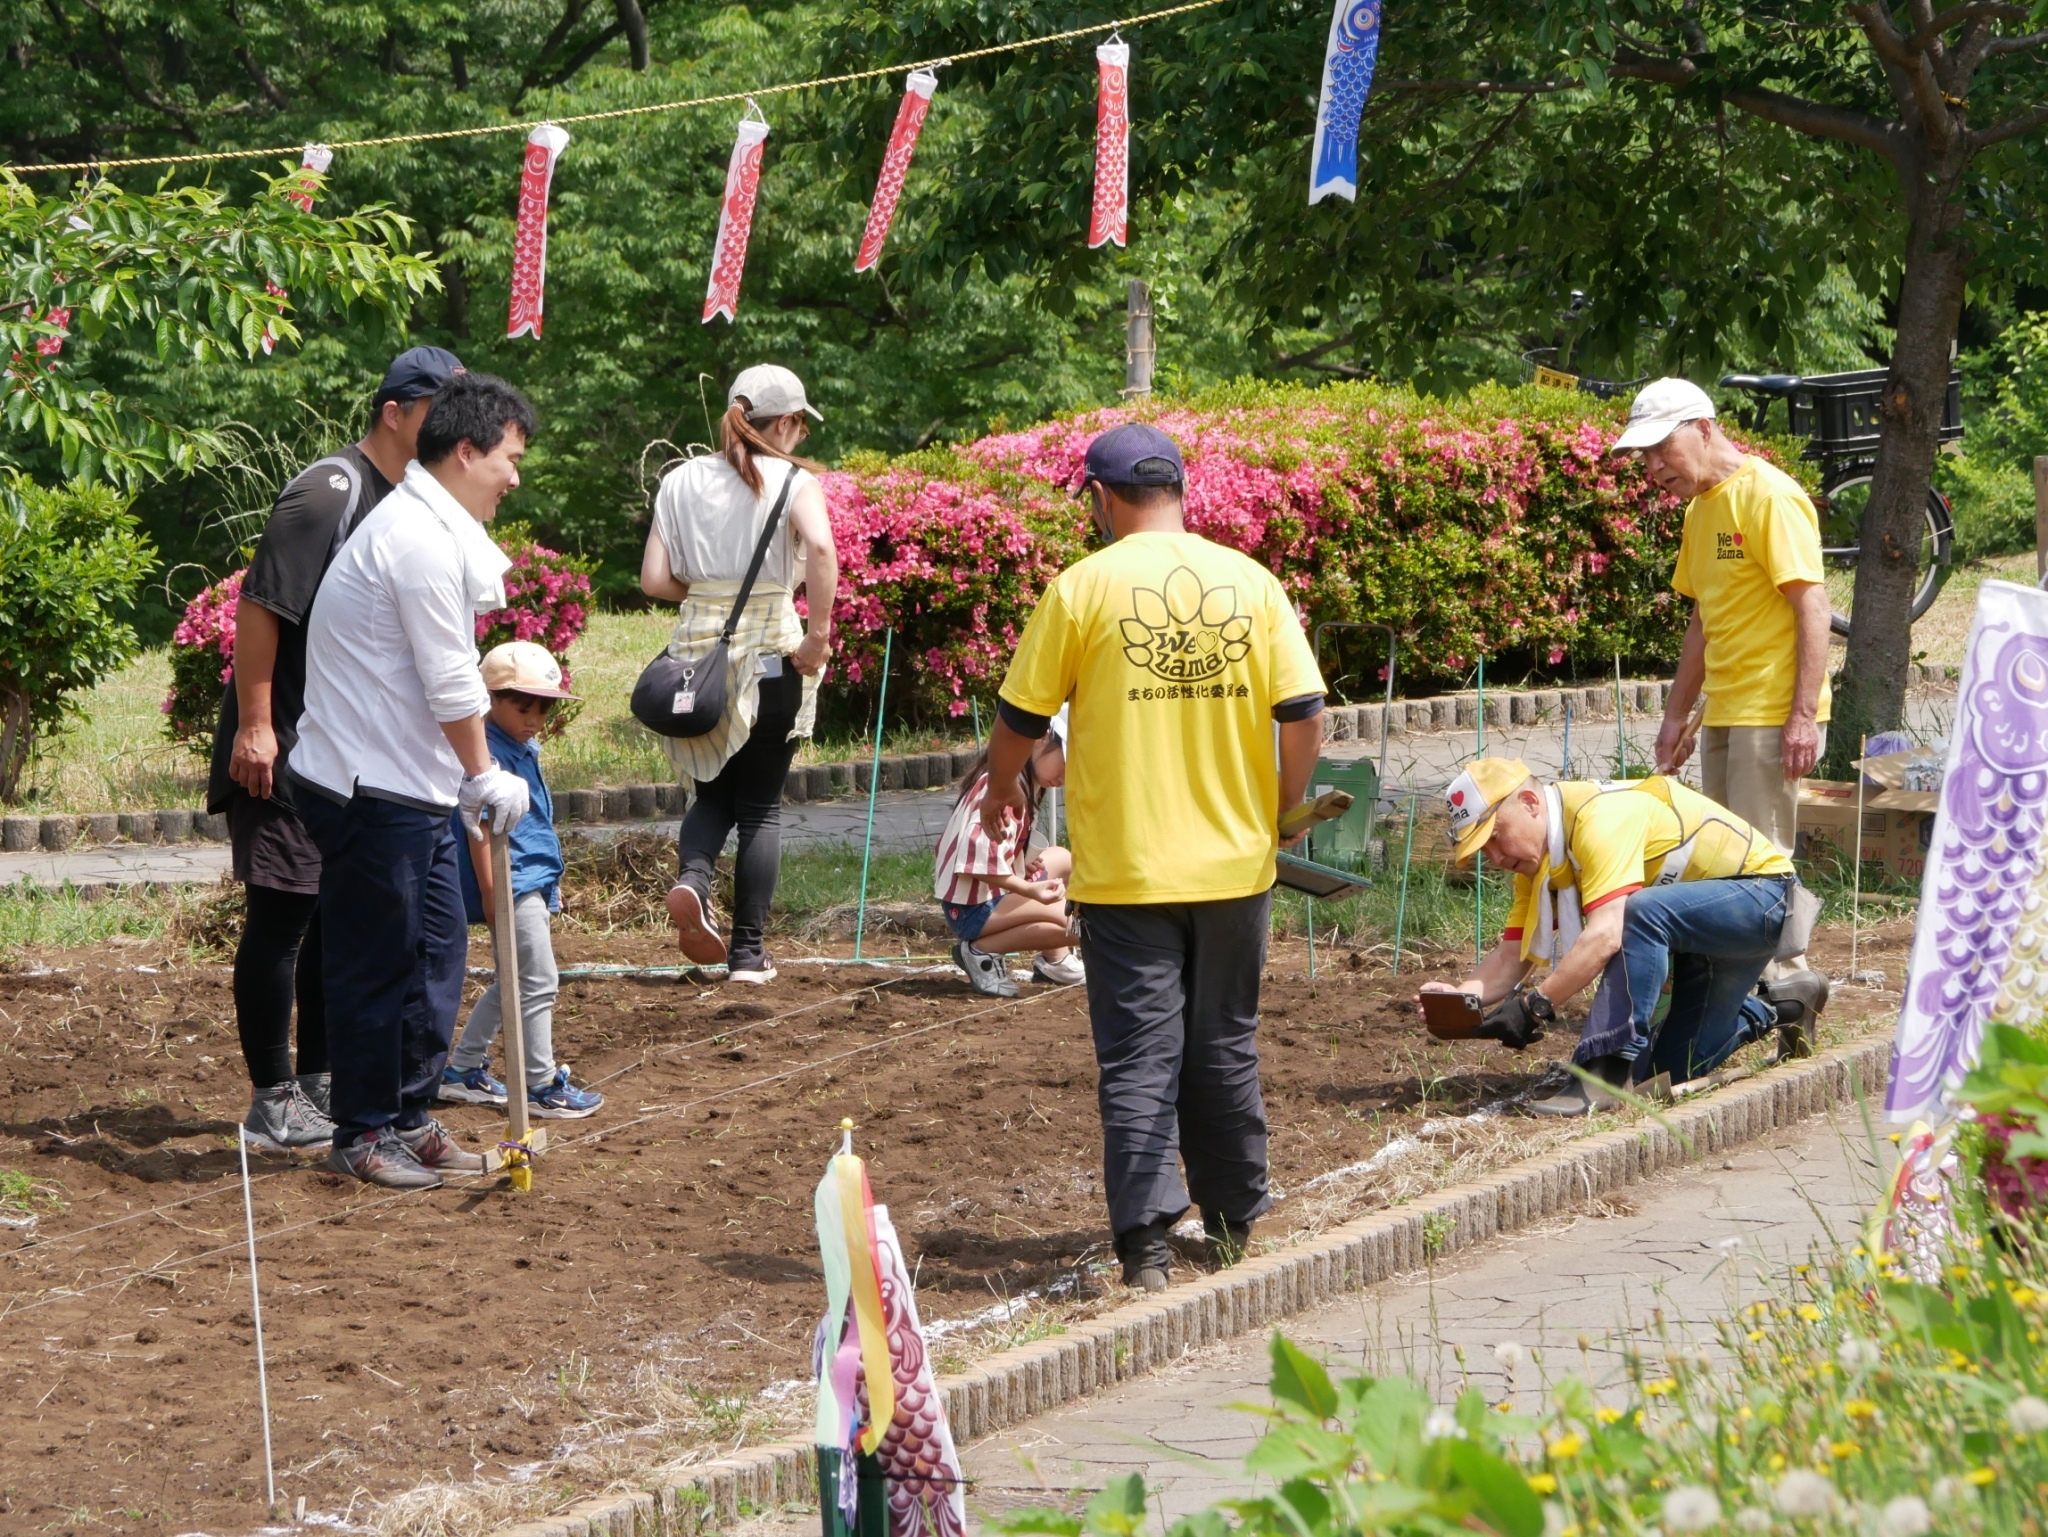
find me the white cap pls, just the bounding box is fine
[728,364,822,423]
[1611,377,1715,452]
[480,640,578,700]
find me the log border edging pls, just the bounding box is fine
[490,1031,1893,1537]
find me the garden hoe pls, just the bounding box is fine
[487,816,546,1188]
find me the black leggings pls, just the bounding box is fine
[677,672,802,966]
[234,885,329,1089]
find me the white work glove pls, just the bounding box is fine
[459,768,531,841]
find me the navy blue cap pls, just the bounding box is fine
[374,345,466,406]
[1079,422,1185,494]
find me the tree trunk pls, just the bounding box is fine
[0,685,34,804]
[1825,154,1971,775]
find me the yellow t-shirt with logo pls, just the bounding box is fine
[1671,455,1831,727]
[1502,777,1794,946]
[999,531,1325,904]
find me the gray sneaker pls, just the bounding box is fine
[242,1080,336,1153]
[396,1118,487,1176]
[326,1126,441,1189]
[953,939,1018,998]
[295,1071,331,1118]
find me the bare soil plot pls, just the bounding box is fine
[0,918,1910,1537]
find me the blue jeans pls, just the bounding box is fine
[1578,876,1791,1083]
[296,786,468,1147]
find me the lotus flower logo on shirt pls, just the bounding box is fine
[1120,566,1252,683]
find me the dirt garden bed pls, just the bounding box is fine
[0,914,1912,1537]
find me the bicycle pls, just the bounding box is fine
[1718,368,1962,636]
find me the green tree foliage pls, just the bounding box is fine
[0,476,158,802]
[1,169,438,489]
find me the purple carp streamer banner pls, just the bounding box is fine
[1890,579,2048,1122]
[1309,0,1382,204]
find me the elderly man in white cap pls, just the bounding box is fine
[1612,379,1831,861]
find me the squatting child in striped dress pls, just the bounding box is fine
[933,712,1084,998]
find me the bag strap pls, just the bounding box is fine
[719,461,798,644]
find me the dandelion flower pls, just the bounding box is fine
[1661,1486,1722,1531]
[1644,1377,1678,1396]
[1494,1341,1525,1373]
[2007,1394,2048,1434]
[1837,1338,1881,1371]
[1965,1466,1997,1486]
[1733,1510,1773,1532]
[1773,1470,1836,1518]
[1423,1408,1463,1442]
[1546,1432,1585,1460]
[1843,1398,1878,1420]
[1929,1476,1975,1508]
[1797,1304,1823,1322]
[1877,1495,1932,1537]
[1526,1472,1557,1495]
[1594,1406,1622,1425]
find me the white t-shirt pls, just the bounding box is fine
[654,454,812,588]
[293,472,495,809]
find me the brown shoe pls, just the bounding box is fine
[396,1118,486,1176]
[666,883,728,965]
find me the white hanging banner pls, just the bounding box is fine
[704,114,771,323]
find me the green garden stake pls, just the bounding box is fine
[853,628,894,962]
[1391,795,1417,977]
[1614,655,1627,779]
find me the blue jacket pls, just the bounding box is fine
[454,719,563,923]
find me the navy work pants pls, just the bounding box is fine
[297,787,468,1148]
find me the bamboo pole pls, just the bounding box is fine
[1391,796,1418,977]
[491,824,534,1189]
[854,628,895,961]
[236,1130,276,1511]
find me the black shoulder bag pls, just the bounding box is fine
[631,465,797,739]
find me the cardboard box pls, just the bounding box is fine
[1795,778,1932,880]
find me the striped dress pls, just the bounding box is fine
[933,772,1033,906]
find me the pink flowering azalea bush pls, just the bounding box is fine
[475,527,595,738]
[163,570,242,751]
[818,381,1808,724]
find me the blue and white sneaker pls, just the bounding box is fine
[529,1067,603,1120]
[437,1063,508,1106]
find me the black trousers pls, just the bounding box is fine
[677,672,802,966]
[1076,891,1274,1238]
[297,789,467,1148]
[233,886,328,1089]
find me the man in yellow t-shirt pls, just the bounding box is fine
[1611,378,1831,856]
[982,423,1326,1291]
[1419,758,1830,1116]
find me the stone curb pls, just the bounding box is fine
[487,1031,1892,1537]
[18,668,1960,842]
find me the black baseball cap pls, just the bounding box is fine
[373,345,466,407]
[1077,422,1185,495]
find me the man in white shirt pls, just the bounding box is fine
[293,373,539,1189]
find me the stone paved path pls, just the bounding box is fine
[961,1111,1886,1527]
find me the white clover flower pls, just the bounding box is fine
[1493,1341,1525,1373]
[1661,1486,1723,1531]
[1422,1407,1464,1441]
[1877,1495,1932,1537]
[1773,1470,1836,1518]
[1733,1509,1774,1532]
[2007,1393,2048,1434]
[1836,1337,1881,1371]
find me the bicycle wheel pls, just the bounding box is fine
[1817,466,1953,638]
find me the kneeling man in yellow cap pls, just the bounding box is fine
[1420,758,1830,1116]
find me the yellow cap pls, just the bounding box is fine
[1443,757,1535,863]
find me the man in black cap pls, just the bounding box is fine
[213,345,465,1156]
[981,423,1326,1291]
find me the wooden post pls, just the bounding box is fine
[490,823,535,1185]
[1124,280,1155,398]
[2035,456,2048,583]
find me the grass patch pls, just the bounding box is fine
[16,610,989,812]
[0,1167,66,1214]
[0,878,187,960]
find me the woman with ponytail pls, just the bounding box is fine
[641,365,839,983]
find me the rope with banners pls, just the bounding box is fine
[0,0,1234,177]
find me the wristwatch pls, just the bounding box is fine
[1525,990,1556,1024]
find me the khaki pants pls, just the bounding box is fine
[1700,723,1826,975]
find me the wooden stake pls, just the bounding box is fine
[1124,280,1155,398]
[491,823,535,1189]
[2034,456,2048,583]
[1851,733,1868,979]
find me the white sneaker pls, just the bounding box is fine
[1032,952,1086,987]
[727,961,778,985]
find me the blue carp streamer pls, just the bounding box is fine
[1309,0,1381,204]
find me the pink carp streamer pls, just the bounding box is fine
[506,125,571,340]
[704,114,770,323]
[1088,41,1130,249]
[1888,581,2048,1123]
[814,1143,965,1537]
[855,70,939,273]
[262,144,333,355]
